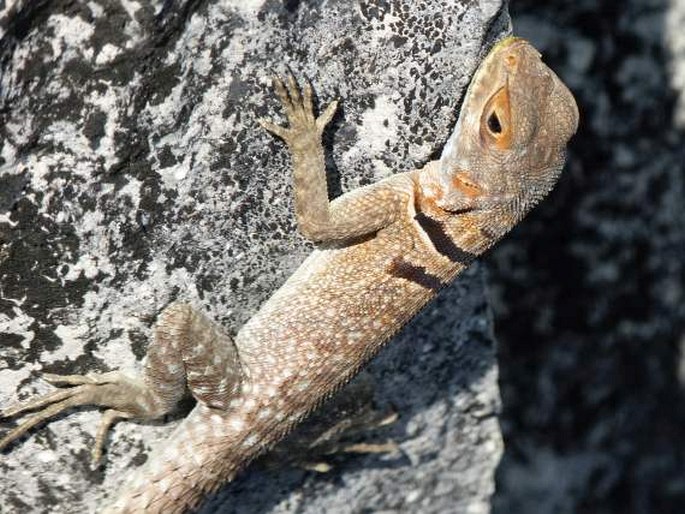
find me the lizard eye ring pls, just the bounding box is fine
[480,86,513,149]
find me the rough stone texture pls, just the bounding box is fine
[491,1,685,513]
[0,1,509,512]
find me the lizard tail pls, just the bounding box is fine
[103,405,261,514]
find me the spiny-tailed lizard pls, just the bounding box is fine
[0,37,578,513]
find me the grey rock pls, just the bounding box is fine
[0,1,509,512]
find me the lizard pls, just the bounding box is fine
[0,36,578,513]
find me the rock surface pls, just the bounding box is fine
[491,1,685,513]
[0,1,509,512]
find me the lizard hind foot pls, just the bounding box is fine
[0,302,243,468]
[0,371,148,467]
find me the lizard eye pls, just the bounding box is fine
[480,86,512,149]
[487,112,502,134]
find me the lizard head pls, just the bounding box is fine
[423,37,579,222]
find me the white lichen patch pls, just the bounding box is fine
[119,0,145,45]
[95,43,123,66]
[44,323,90,364]
[61,253,111,282]
[43,122,93,161]
[47,14,95,62]
[229,0,266,18]
[36,450,59,464]
[0,367,35,405]
[84,86,124,166]
[87,2,105,18]
[116,177,143,211]
[0,306,35,349]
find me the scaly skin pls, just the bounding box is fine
[0,37,578,513]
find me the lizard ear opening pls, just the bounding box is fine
[480,86,513,150]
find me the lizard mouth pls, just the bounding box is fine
[439,173,514,215]
[447,206,478,215]
[438,172,484,214]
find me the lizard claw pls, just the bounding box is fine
[317,99,338,131]
[257,118,288,139]
[90,409,132,468]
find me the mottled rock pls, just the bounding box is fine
[0,1,509,512]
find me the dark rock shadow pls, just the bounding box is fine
[491,2,685,513]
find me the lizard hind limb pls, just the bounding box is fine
[0,302,243,469]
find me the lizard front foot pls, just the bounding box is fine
[258,72,338,148]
